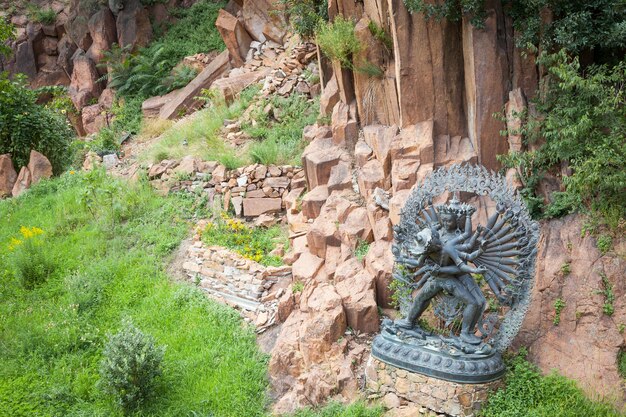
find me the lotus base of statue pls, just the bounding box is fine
[372,319,505,383]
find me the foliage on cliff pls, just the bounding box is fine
[500,52,626,226]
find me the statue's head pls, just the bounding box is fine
[437,193,474,232]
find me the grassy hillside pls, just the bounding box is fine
[0,171,268,416]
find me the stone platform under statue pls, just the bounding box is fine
[365,354,502,417]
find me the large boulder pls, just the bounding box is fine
[335,268,379,333]
[0,155,18,198]
[211,67,270,105]
[241,0,286,43]
[215,8,253,67]
[14,41,37,79]
[365,240,395,308]
[12,167,32,197]
[27,150,53,183]
[462,5,510,169]
[301,139,347,190]
[352,16,400,126]
[68,51,103,110]
[387,0,465,134]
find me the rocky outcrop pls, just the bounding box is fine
[320,0,540,171]
[2,151,54,197]
[514,215,626,407]
[0,155,18,198]
[216,8,253,67]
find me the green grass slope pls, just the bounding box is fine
[0,171,268,416]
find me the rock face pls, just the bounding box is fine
[514,215,626,407]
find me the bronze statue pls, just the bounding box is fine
[372,165,539,383]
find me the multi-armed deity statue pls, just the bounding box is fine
[372,165,539,383]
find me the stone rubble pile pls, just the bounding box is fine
[0,151,53,198]
[146,156,306,219]
[182,221,292,332]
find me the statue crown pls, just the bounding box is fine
[436,193,473,217]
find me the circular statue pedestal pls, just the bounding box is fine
[365,355,502,417]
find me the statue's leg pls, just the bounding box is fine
[459,274,487,330]
[447,279,482,344]
[395,278,442,329]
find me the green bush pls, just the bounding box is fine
[0,73,75,174]
[0,20,15,57]
[99,321,165,413]
[499,51,626,226]
[403,0,486,28]
[480,349,621,417]
[31,8,57,25]
[281,0,328,38]
[316,16,361,69]
[506,0,626,54]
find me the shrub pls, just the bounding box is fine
[355,239,370,261]
[0,73,75,174]
[403,0,486,28]
[105,0,225,101]
[506,0,626,54]
[0,20,15,57]
[280,0,328,38]
[480,349,621,416]
[99,320,165,413]
[7,226,55,289]
[31,8,57,25]
[316,16,361,69]
[498,51,626,226]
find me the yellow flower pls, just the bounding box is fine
[19,226,43,239]
[69,170,75,175]
[8,237,22,251]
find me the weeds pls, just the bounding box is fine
[560,262,571,276]
[354,239,370,261]
[480,349,622,416]
[316,16,361,69]
[596,272,615,316]
[597,235,613,254]
[292,281,304,293]
[201,213,286,266]
[553,298,565,325]
[244,93,319,166]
